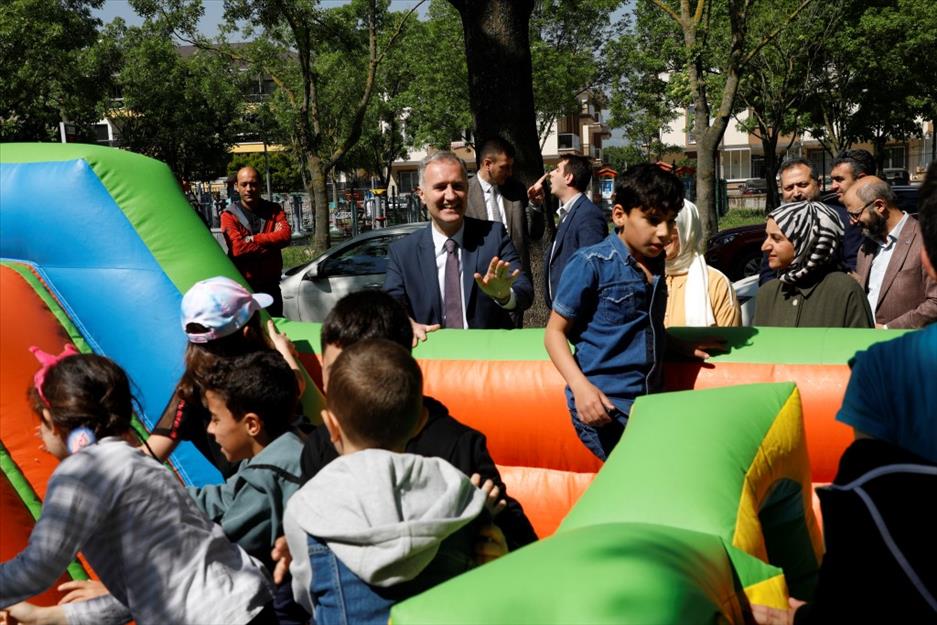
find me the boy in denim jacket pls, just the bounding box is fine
[545,164,687,460]
[283,339,497,625]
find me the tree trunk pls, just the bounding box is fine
[761,134,780,212]
[453,0,543,187]
[307,153,330,255]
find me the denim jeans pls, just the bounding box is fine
[308,536,394,625]
[307,529,475,625]
[570,405,627,461]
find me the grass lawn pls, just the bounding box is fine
[282,245,316,270]
[718,208,765,231]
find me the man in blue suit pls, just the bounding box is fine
[528,154,608,308]
[384,151,533,336]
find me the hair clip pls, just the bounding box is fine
[29,344,79,407]
[66,427,97,454]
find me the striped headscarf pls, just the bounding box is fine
[768,200,844,285]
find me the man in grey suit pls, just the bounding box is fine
[845,176,937,328]
[466,137,544,326]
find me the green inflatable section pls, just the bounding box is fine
[391,523,781,625]
[392,382,819,623]
[274,319,904,365]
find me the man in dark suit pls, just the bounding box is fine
[845,176,937,328]
[466,137,544,277]
[528,154,607,308]
[384,151,533,335]
[466,137,544,327]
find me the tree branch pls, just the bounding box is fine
[742,0,818,66]
[650,0,682,25]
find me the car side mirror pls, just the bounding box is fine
[302,264,320,280]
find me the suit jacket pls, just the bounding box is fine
[855,216,937,328]
[383,217,533,330]
[543,193,608,308]
[465,176,543,276]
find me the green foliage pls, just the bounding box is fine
[0,0,117,140]
[602,145,651,171]
[805,0,937,157]
[394,1,474,149]
[227,151,306,192]
[529,0,619,145]
[105,22,246,181]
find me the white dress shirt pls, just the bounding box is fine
[867,212,909,312]
[477,176,508,227]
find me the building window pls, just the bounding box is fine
[883,145,906,169]
[396,170,418,194]
[751,155,766,180]
[721,149,751,181]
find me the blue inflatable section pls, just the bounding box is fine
[1,158,221,486]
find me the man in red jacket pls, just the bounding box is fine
[221,166,292,316]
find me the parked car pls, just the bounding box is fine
[705,224,766,281]
[280,223,425,322]
[883,168,911,186]
[706,186,920,282]
[738,178,768,195]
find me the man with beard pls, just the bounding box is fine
[845,176,937,328]
[759,159,855,284]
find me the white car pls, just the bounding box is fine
[280,223,425,322]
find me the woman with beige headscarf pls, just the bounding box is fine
[664,200,741,327]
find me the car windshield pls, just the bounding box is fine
[319,232,410,276]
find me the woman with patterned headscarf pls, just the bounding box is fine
[753,200,873,327]
[664,200,741,327]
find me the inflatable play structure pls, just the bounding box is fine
[1,143,903,621]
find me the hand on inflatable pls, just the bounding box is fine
[571,381,615,426]
[751,598,805,625]
[266,320,307,395]
[668,334,727,360]
[474,257,519,304]
[0,603,66,625]
[271,535,293,585]
[473,523,508,565]
[267,319,298,359]
[409,318,440,347]
[470,473,507,517]
[57,580,107,604]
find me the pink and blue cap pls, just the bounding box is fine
[181,276,273,343]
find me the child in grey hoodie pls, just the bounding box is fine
[283,339,495,625]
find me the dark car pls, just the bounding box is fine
[705,224,767,281]
[705,186,920,281]
[738,178,768,195]
[884,168,911,186]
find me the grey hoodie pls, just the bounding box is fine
[284,448,487,613]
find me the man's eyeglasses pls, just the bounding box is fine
[846,200,875,220]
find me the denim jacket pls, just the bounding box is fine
[552,233,667,415]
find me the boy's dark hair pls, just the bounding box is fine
[30,354,133,439]
[200,351,298,438]
[613,164,685,217]
[479,136,515,162]
[779,157,819,181]
[321,290,413,353]
[919,161,937,269]
[833,149,876,177]
[326,338,423,449]
[559,154,593,192]
[180,312,267,405]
